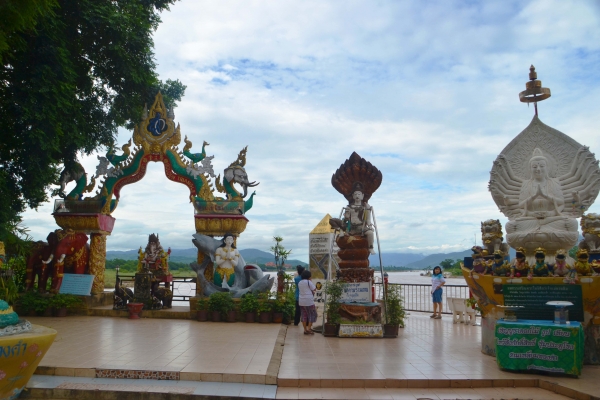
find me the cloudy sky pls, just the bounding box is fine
[23,0,600,262]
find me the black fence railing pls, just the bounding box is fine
[374,282,473,315]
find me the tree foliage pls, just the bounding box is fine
[0,0,185,240]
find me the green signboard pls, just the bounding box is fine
[495,320,584,376]
[502,284,583,322]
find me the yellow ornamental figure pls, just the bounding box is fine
[214,233,239,287]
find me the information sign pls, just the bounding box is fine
[58,273,94,296]
[340,282,371,302]
[495,319,583,376]
[502,285,583,322]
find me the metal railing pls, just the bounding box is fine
[375,282,473,315]
[117,274,198,302]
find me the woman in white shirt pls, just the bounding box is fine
[298,269,317,334]
[431,266,445,319]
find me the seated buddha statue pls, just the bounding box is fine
[504,149,579,258]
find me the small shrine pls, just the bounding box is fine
[462,66,600,366]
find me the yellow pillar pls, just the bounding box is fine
[89,232,107,294]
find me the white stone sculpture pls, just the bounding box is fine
[489,116,600,262]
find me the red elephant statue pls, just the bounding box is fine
[51,229,90,293]
[25,231,60,293]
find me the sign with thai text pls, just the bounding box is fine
[59,273,94,296]
[340,282,371,302]
[339,324,383,338]
[503,285,583,321]
[495,319,583,376]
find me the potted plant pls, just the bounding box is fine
[209,291,235,322]
[281,290,295,325]
[324,280,343,336]
[240,292,258,323]
[383,285,405,338]
[196,297,209,322]
[49,293,82,317]
[257,292,273,323]
[271,294,285,324]
[270,236,293,294]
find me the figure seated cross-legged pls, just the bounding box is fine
[329,183,376,255]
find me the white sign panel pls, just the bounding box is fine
[59,273,94,296]
[309,234,331,254]
[312,279,326,303]
[338,324,383,338]
[340,282,371,303]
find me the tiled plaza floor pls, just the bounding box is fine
[21,313,600,399]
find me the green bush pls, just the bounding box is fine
[256,292,273,316]
[49,293,82,309]
[17,291,49,314]
[325,280,344,325]
[208,292,235,316]
[195,297,209,311]
[385,285,405,327]
[240,293,258,314]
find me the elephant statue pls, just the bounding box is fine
[151,281,173,309]
[215,147,259,200]
[113,277,134,310]
[51,230,90,293]
[25,231,59,293]
[190,233,274,298]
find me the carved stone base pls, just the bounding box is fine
[339,302,382,324]
[338,268,374,283]
[336,235,371,282]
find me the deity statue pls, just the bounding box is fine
[510,247,530,279]
[574,249,594,277]
[328,152,382,283]
[552,249,572,277]
[531,247,551,277]
[489,116,600,262]
[214,233,240,287]
[470,246,489,274]
[329,182,375,255]
[490,251,510,277]
[139,234,171,280]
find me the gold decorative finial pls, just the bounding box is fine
[519,65,551,116]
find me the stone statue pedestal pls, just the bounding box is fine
[336,235,374,283]
[133,272,153,305]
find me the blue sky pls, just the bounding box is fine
[23,0,600,262]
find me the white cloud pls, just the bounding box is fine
[22,0,600,263]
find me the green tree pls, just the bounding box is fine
[0,0,58,63]
[439,259,454,270]
[0,0,185,240]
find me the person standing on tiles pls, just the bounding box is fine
[294,265,305,326]
[431,266,445,319]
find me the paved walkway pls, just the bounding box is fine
[22,313,600,399]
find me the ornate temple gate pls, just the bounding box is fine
[51,93,257,294]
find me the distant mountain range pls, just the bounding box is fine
[106,248,309,267]
[107,247,519,270]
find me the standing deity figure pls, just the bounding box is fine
[330,182,376,254]
[140,234,170,281]
[489,116,600,263]
[214,233,240,287]
[328,152,382,283]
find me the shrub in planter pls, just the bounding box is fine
[196,297,209,321]
[281,290,295,325]
[324,280,343,336]
[49,293,82,317]
[240,293,258,323]
[208,292,235,322]
[384,285,405,338]
[17,291,50,316]
[257,294,273,323]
